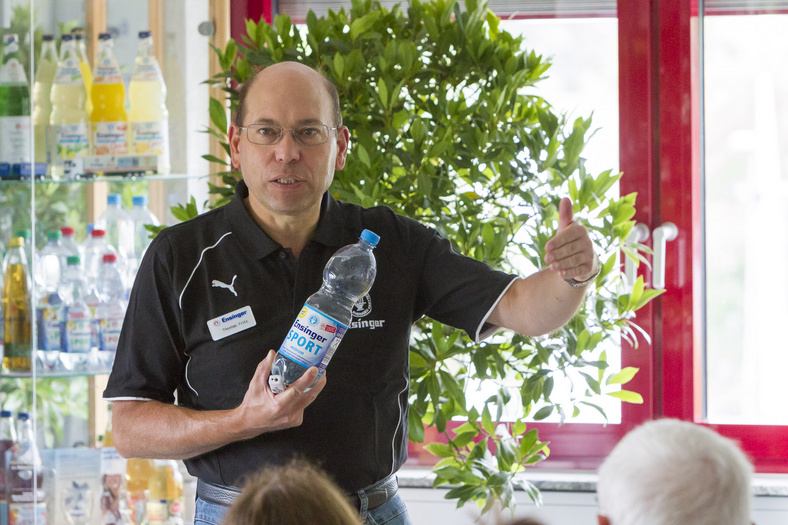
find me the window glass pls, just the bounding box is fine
[703,13,788,424]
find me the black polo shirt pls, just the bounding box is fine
[104,180,517,492]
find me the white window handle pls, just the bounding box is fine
[652,222,678,290]
[625,223,650,287]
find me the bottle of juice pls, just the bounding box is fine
[126,458,155,525]
[129,30,170,173]
[2,236,32,372]
[50,34,90,179]
[91,33,127,156]
[71,29,93,116]
[0,34,32,165]
[32,34,57,166]
[147,460,183,525]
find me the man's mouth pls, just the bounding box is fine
[274,178,298,184]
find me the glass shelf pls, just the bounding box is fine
[0,172,209,185]
[1,369,112,379]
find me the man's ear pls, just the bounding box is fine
[597,515,610,525]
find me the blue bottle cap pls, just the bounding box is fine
[360,229,380,246]
[0,410,12,418]
[132,195,147,206]
[17,412,29,421]
[107,193,122,205]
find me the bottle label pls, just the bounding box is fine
[94,58,123,84]
[63,317,92,352]
[92,121,128,155]
[131,121,169,155]
[53,59,83,84]
[0,117,32,163]
[132,57,162,81]
[54,123,89,160]
[278,305,347,371]
[8,502,46,525]
[147,499,184,525]
[0,58,26,83]
[99,318,123,350]
[37,305,62,351]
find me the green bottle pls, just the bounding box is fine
[2,236,32,372]
[0,34,32,165]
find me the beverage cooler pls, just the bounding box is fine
[0,0,229,522]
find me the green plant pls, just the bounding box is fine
[179,0,659,515]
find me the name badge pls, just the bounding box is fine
[208,306,257,341]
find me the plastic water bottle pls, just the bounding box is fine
[127,195,160,284]
[2,236,32,372]
[35,229,67,293]
[0,34,32,165]
[268,229,380,394]
[129,31,170,173]
[83,227,109,282]
[50,33,90,179]
[35,230,68,370]
[59,255,95,371]
[97,253,127,371]
[32,34,57,166]
[60,225,83,260]
[0,409,17,524]
[96,194,133,276]
[6,412,46,523]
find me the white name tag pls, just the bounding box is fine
[207,306,257,341]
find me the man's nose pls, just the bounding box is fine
[274,131,300,162]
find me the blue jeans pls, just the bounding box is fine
[194,493,412,525]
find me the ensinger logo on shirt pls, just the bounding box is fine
[350,294,385,330]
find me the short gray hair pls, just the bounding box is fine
[597,419,752,525]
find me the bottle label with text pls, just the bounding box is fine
[278,305,347,372]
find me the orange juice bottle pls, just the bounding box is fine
[91,32,127,156]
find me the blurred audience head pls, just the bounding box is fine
[221,458,362,525]
[596,418,753,525]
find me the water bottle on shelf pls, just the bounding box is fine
[268,229,380,393]
[35,230,68,371]
[127,195,160,285]
[83,228,118,285]
[0,34,32,165]
[97,253,127,371]
[60,226,83,260]
[91,33,128,156]
[32,34,57,167]
[50,33,90,179]
[0,409,17,524]
[129,31,170,173]
[6,412,46,524]
[59,255,95,372]
[2,236,32,372]
[96,194,133,281]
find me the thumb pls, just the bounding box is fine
[558,197,574,233]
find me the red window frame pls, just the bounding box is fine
[240,0,788,472]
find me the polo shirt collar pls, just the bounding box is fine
[227,179,363,260]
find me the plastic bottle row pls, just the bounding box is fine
[0,29,170,179]
[0,407,185,525]
[0,194,160,375]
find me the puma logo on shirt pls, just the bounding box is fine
[212,275,238,296]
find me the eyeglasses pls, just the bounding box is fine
[239,123,337,146]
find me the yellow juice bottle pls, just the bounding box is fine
[2,237,32,372]
[91,32,127,156]
[72,28,93,115]
[50,33,89,178]
[128,30,170,173]
[32,34,57,166]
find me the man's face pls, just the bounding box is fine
[229,64,349,225]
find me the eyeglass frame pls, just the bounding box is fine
[237,122,339,146]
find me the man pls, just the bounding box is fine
[104,62,599,525]
[596,419,754,525]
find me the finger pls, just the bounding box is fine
[257,350,276,377]
[283,367,321,401]
[558,197,573,233]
